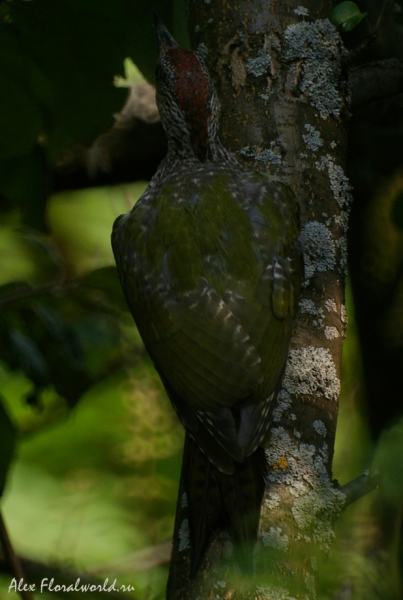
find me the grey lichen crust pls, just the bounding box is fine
[178,518,190,551]
[240,145,283,167]
[246,48,271,77]
[294,6,309,17]
[324,325,340,340]
[302,124,323,152]
[283,19,344,119]
[300,221,336,281]
[313,419,327,437]
[299,299,324,328]
[315,155,352,211]
[284,346,340,400]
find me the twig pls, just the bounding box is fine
[370,0,389,34]
[339,471,378,509]
[0,511,34,600]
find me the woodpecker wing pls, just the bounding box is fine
[112,168,302,470]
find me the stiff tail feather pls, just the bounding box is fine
[182,434,266,576]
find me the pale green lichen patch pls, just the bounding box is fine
[181,492,188,508]
[299,298,324,327]
[300,221,336,280]
[265,491,281,510]
[246,48,271,77]
[214,581,226,589]
[302,124,323,152]
[304,572,315,594]
[313,419,327,436]
[284,346,340,400]
[261,527,289,551]
[178,518,190,551]
[290,445,345,548]
[266,428,314,495]
[255,585,297,600]
[283,20,343,119]
[265,428,345,554]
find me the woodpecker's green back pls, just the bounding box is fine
[112,17,302,574]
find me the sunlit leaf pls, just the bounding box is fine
[329,1,368,32]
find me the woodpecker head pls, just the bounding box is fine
[153,15,219,161]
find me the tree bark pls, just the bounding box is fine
[167,1,351,598]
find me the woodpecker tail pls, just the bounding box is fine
[180,434,266,576]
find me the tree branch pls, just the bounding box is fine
[0,513,33,600]
[339,472,378,508]
[52,84,166,192]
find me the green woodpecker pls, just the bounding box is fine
[112,16,302,574]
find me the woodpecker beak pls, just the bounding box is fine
[153,14,179,54]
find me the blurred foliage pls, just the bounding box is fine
[0,180,183,599]
[0,0,188,229]
[0,2,188,597]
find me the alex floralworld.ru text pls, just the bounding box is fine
[8,577,136,593]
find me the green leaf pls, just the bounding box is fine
[0,399,17,495]
[8,329,49,390]
[329,1,368,32]
[31,305,92,406]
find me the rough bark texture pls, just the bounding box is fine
[167,1,351,598]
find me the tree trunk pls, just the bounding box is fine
[167,1,352,597]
